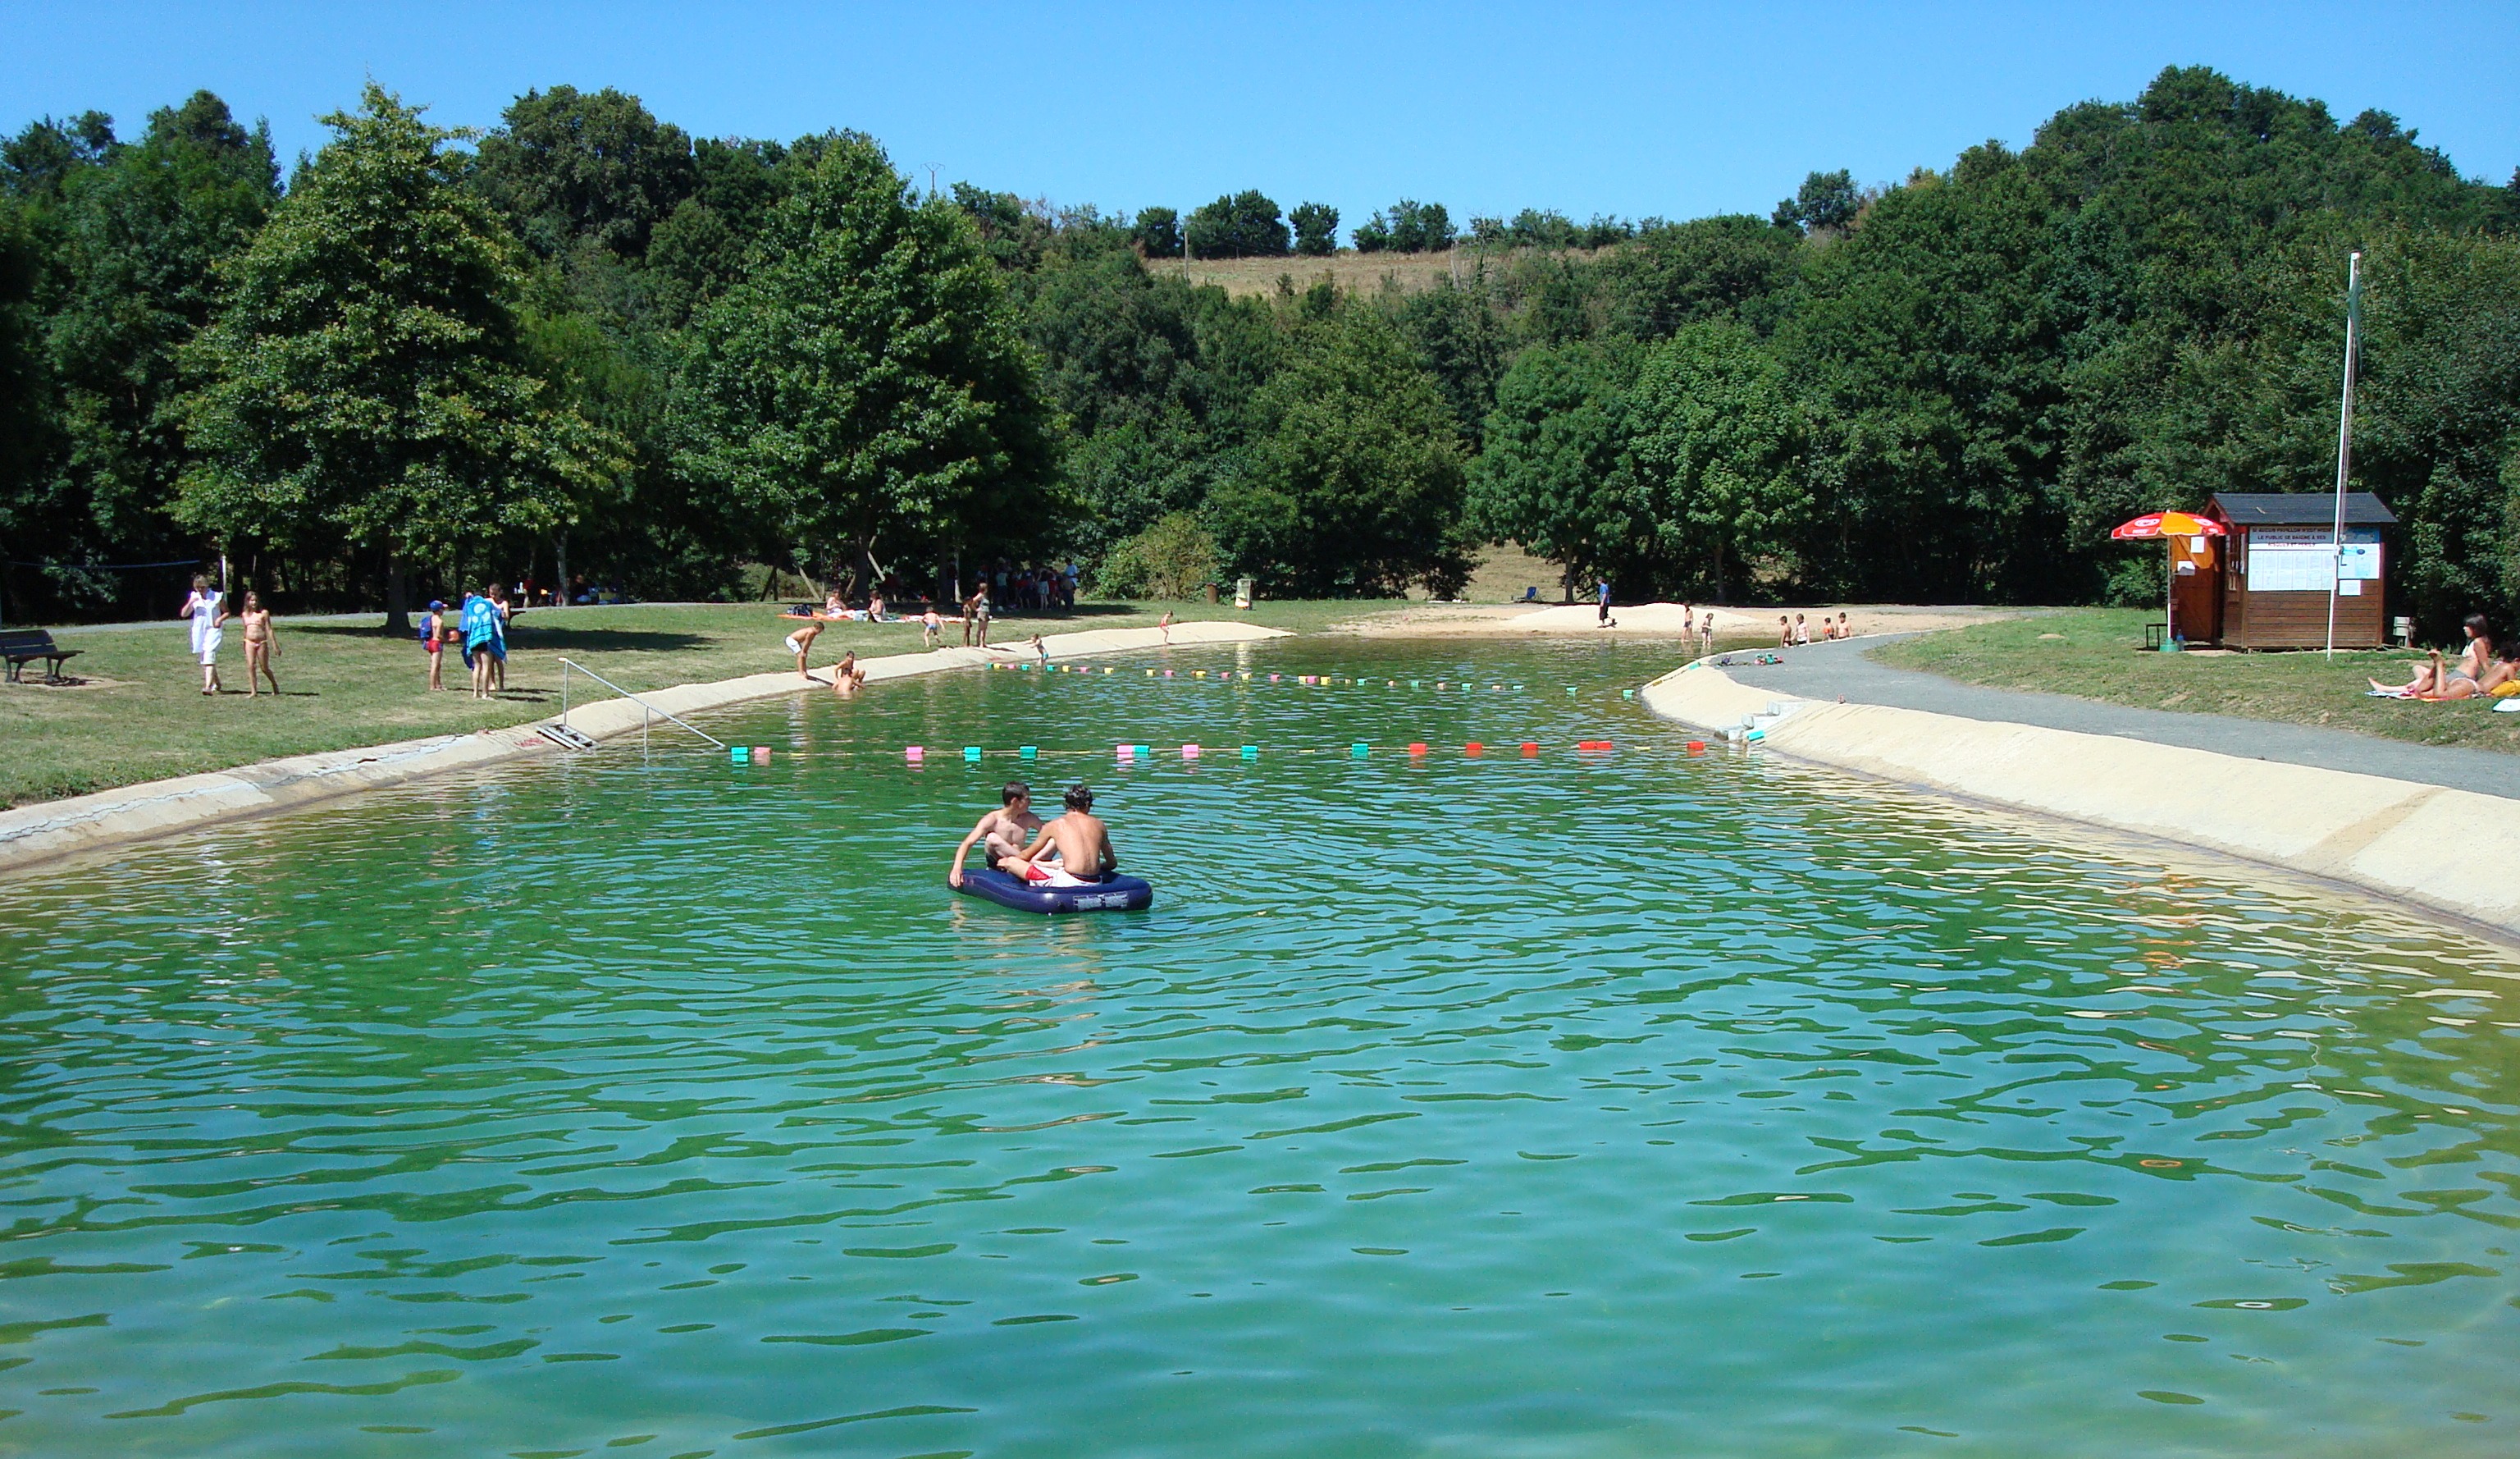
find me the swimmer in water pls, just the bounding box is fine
[1001,784,1117,888]
[947,781,1048,888]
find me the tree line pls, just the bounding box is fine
[2,66,2517,632]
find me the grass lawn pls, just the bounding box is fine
[1,597,1389,809]
[1874,606,2520,756]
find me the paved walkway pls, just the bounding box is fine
[1718,635,2520,802]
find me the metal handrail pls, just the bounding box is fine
[558,658,728,748]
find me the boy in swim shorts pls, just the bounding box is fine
[1002,784,1118,888]
[922,604,943,650]
[947,782,1047,887]
[785,616,825,679]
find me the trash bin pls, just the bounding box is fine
[1235,577,1255,611]
[1204,583,1218,604]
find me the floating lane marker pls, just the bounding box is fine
[1520,742,1539,756]
[731,745,750,765]
[1352,743,1370,757]
[1116,743,1134,759]
[1181,743,1201,759]
[1408,742,1429,756]
[1687,740,1706,754]
[1241,744,1258,760]
[1464,742,1484,757]
[1020,744,1039,759]
[906,745,924,763]
[964,745,984,762]
[754,746,771,764]
[1577,739,1615,752]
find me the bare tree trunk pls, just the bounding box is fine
[554,529,569,609]
[385,550,410,636]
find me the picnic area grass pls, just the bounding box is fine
[1874,606,2520,756]
[0,597,1386,809]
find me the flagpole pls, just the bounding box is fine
[2326,250,2362,661]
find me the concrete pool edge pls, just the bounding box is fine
[1643,660,2520,942]
[0,620,1287,878]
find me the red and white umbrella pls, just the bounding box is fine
[2111,512,2226,643]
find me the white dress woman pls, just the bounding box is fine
[180,576,223,694]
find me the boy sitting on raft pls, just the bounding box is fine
[947,782,1046,888]
[1001,784,1118,888]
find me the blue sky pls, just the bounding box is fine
[7,2,2515,230]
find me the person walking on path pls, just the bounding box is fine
[180,574,224,695]
[922,603,943,651]
[229,592,280,697]
[420,600,449,691]
[1596,579,1614,627]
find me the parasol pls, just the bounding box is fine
[2111,512,2228,645]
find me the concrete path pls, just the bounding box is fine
[1716,635,2520,802]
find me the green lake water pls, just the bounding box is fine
[1,638,2513,1457]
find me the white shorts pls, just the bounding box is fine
[197,629,222,665]
[784,633,806,655]
[1021,863,1089,888]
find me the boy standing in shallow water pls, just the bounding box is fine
[947,782,1047,887]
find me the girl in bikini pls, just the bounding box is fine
[233,592,279,697]
[2376,615,2493,697]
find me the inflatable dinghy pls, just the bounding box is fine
[954,867,1153,914]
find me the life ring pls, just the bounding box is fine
[953,868,1154,914]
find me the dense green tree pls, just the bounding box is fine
[177,85,622,629]
[1,111,116,200]
[677,135,1058,583]
[1186,190,1288,258]
[1290,200,1339,256]
[1209,312,1466,594]
[38,94,278,582]
[0,198,52,616]
[1627,320,1808,601]
[1600,214,1799,340]
[1782,143,2066,601]
[1387,275,1508,439]
[1130,205,1182,258]
[1772,168,1858,233]
[1465,340,1642,592]
[1354,198,1453,254]
[473,85,696,259]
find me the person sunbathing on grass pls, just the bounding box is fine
[2374,615,2492,697]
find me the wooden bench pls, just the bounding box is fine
[0,629,81,684]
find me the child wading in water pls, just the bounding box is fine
[231,592,279,697]
[829,648,867,694]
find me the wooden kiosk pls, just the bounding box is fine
[2184,492,2395,649]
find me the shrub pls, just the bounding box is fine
[1094,512,1219,599]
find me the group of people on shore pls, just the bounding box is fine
[2372,614,2520,702]
[415,585,521,697]
[177,576,278,697]
[1778,611,1854,647]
